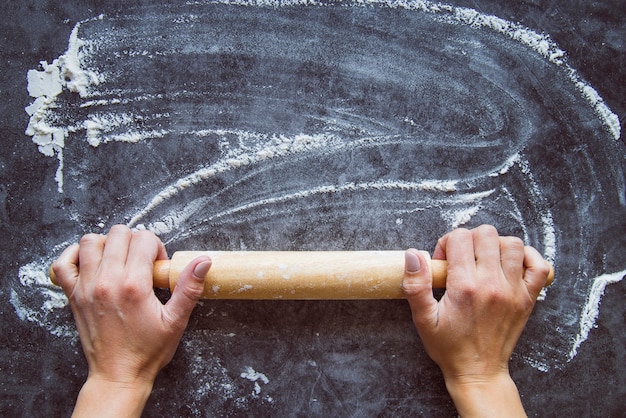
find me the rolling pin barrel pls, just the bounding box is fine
[155,251,435,300]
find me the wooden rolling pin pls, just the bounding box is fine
[159,251,433,300]
[50,251,554,300]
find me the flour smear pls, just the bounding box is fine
[24,16,105,192]
[568,270,626,361]
[17,0,625,375]
[24,0,620,193]
[11,243,77,339]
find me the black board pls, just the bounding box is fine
[1,1,624,416]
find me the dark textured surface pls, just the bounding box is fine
[1,1,625,416]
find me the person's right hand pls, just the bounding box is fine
[402,225,550,417]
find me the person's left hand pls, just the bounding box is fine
[52,225,211,416]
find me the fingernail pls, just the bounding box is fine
[193,260,212,278]
[405,250,421,273]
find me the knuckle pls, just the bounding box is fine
[452,227,470,235]
[537,261,552,280]
[131,229,158,244]
[50,261,69,286]
[483,286,506,304]
[179,282,204,302]
[450,227,471,241]
[50,260,62,277]
[435,235,447,250]
[411,308,436,329]
[402,280,429,297]
[93,281,112,300]
[163,311,189,332]
[519,294,536,312]
[501,237,525,257]
[477,224,499,238]
[121,284,142,301]
[70,289,90,307]
[501,235,521,245]
[119,278,146,301]
[108,224,131,237]
[79,233,104,247]
[456,280,479,299]
[503,236,524,248]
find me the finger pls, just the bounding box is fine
[156,237,168,261]
[499,236,525,284]
[403,249,438,329]
[432,233,449,261]
[51,243,80,295]
[77,233,106,281]
[162,256,211,331]
[100,225,132,270]
[442,228,476,287]
[472,225,501,281]
[522,246,551,300]
[126,230,165,285]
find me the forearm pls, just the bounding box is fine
[445,373,527,418]
[72,376,153,418]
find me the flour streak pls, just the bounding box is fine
[568,270,626,360]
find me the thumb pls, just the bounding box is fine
[163,256,212,330]
[50,243,80,296]
[403,249,438,329]
[522,246,551,301]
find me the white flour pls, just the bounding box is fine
[24,19,104,192]
[11,254,76,339]
[188,179,462,225]
[178,337,274,412]
[240,366,270,395]
[568,270,626,360]
[128,131,340,227]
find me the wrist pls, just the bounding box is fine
[72,375,154,418]
[444,372,526,418]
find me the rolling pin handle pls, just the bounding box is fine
[153,260,171,289]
